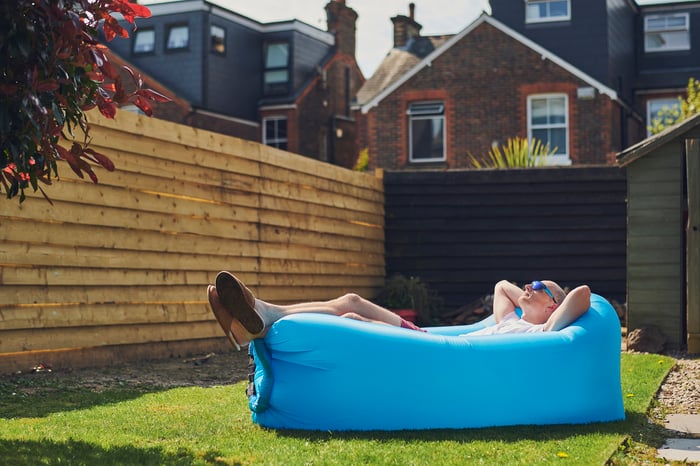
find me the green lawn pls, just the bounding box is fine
[0,353,674,465]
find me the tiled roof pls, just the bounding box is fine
[356,35,451,106]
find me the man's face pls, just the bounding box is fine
[518,281,557,324]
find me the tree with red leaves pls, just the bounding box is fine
[0,0,169,203]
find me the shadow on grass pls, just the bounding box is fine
[0,438,228,466]
[0,377,168,419]
[271,411,649,444]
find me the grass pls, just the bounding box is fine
[0,353,674,465]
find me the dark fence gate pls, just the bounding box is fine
[383,166,627,315]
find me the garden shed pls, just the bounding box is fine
[617,113,699,353]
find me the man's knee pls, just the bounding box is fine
[339,293,363,307]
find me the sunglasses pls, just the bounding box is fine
[531,280,557,304]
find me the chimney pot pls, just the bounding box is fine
[409,3,415,20]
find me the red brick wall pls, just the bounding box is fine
[294,53,364,167]
[365,21,627,169]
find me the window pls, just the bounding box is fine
[211,25,226,54]
[166,25,189,50]
[408,102,445,163]
[133,28,155,54]
[263,42,290,95]
[526,0,570,23]
[645,13,690,52]
[647,98,681,135]
[527,94,569,163]
[263,117,287,150]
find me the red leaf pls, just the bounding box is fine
[133,95,153,116]
[100,60,120,81]
[85,166,99,184]
[101,83,117,93]
[126,3,152,19]
[87,71,105,82]
[122,66,142,88]
[103,17,128,41]
[56,145,84,179]
[136,88,172,103]
[90,48,105,68]
[97,100,117,119]
[84,149,115,171]
[36,80,59,92]
[115,1,152,22]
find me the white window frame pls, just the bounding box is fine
[166,25,189,50]
[647,98,681,136]
[525,0,571,24]
[527,94,570,165]
[133,28,155,54]
[263,116,288,150]
[407,102,446,163]
[644,13,690,53]
[211,25,226,55]
[263,41,290,95]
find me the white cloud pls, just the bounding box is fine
[142,0,490,76]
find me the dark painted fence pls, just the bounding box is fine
[383,167,627,315]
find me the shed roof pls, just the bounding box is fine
[616,112,700,167]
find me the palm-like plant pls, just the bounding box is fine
[469,137,556,169]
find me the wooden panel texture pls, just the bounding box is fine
[626,143,684,348]
[0,111,385,371]
[383,167,628,313]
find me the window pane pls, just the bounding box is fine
[646,17,667,31]
[264,118,287,149]
[667,15,687,28]
[526,0,568,20]
[530,95,567,157]
[265,43,289,68]
[649,99,680,117]
[549,1,568,16]
[134,29,155,53]
[548,128,566,154]
[549,98,566,124]
[167,26,189,49]
[646,31,689,50]
[265,69,288,85]
[526,3,546,20]
[211,25,225,54]
[531,99,548,125]
[411,118,444,160]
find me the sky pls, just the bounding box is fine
[141,0,492,77]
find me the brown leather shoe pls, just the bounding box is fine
[207,285,255,351]
[215,271,264,334]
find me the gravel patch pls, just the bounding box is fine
[653,352,700,416]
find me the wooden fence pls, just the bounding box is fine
[383,167,628,314]
[0,111,385,373]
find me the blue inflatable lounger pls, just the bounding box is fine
[247,293,624,431]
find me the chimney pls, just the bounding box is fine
[326,0,358,57]
[391,3,422,48]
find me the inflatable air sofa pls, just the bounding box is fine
[247,293,624,431]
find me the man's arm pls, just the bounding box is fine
[543,285,591,331]
[492,280,523,323]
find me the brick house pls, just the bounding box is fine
[355,0,700,170]
[106,0,364,168]
[491,0,700,139]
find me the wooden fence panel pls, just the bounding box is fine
[0,111,385,372]
[383,167,627,313]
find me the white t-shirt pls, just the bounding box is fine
[462,311,545,336]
